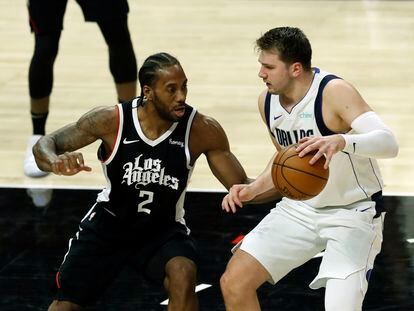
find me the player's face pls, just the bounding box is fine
[151,65,188,122]
[258,50,292,95]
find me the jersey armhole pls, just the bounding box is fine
[264,92,276,138]
[101,104,123,165]
[185,108,197,169]
[314,75,341,136]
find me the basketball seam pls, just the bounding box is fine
[280,165,320,197]
[273,163,328,180]
[273,146,293,191]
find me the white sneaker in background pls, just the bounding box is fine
[24,135,49,178]
[27,188,53,208]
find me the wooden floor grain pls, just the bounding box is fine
[0,0,413,193]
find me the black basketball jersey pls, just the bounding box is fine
[95,98,197,229]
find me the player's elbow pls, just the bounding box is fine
[382,131,399,158]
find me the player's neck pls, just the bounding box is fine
[137,105,174,140]
[279,71,314,110]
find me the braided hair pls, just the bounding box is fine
[137,52,181,105]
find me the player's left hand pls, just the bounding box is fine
[296,135,346,169]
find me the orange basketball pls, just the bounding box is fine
[272,144,329,200]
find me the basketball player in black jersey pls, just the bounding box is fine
[33,52,248,311]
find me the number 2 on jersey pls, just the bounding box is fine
[137,190,154,214]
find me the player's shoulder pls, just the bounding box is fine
[316,69,355,94]
[78,105,119,133]
[323,77,360,101]
[192,111,223,135]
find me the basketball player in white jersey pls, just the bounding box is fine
[220,27,399,311]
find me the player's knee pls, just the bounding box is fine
[108,45,137,83]
[48,300,82,311]
[165,257,197,294]
[33,33,60,63]
[220,269,243,298]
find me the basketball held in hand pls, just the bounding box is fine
[271,144,329,200]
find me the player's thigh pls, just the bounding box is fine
[223,249,272,290]
[75,0,129,21]
[314,203,382,288]
[238,204,323,284]
[56,207,131,306]
[27,0,67,34]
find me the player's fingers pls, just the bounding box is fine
[51,162,61,175]
[230,187,243,207]
[298,136,311,144]
[309,147,325,164]
[323,151,333,169]
[81,165,93,172]
[61,154,71,173]
[228,197,237,213]
[67,153,81,171]
[221,195,230,212]
[222,195,238,213]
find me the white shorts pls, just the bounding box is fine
[235,197,384,289]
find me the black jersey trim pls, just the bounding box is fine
[264,92,275,137]
[314,75,340,136]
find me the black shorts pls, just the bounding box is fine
[27,0,129,34]
[54,204,199,307]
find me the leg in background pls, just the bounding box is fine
[97,18,137,103]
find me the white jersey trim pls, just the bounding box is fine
[185,108,197,169]
[102,103,124,165]
[132,101,179,147]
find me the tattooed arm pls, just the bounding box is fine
[33,106,118,176]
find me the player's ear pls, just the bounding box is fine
[143,85,153,101]
[290,62,302,78]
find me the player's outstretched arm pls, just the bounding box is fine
[33,106,118,176]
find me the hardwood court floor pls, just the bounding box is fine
[0,188,414,310]
[1,1,414,310]
[0,0,413,193]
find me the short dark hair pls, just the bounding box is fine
[256,27,312,71]
[138,52,181,103]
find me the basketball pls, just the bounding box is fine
[271,144,329,200]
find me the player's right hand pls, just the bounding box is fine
[49,152,92,176]
[222,184,248,213]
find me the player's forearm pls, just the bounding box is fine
[247,187,281,204]
[341,130,398,158]
[32,136,58,172]
[243,170,279,204]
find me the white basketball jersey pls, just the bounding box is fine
[265,68,383,207]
